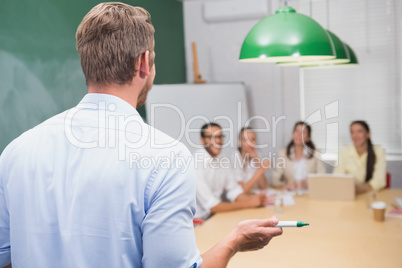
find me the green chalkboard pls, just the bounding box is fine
[0,0,186,153]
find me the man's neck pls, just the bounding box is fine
[88,82,139,108]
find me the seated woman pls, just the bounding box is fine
[232,127,269,194]
[333,120,386,194]
[271,121,326,191]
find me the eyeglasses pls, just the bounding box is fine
[203,135,225,140]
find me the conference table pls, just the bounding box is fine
[194,189,402,268]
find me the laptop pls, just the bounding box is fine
[308,173,356,201]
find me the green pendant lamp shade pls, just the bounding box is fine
[288,30,350,67]
[239,6,335,63]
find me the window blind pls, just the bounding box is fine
[297,0,401,155]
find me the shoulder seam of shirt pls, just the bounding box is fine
[143,165,159,214]
[143,152,185,214]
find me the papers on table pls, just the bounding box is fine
[254,189,296,207]
[281,193,296,206]
[386,197,402,218]
[386,208,402,218]
[284,189,309,196]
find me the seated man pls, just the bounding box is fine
[194,123,268,220]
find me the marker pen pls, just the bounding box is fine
[275,221,309,227]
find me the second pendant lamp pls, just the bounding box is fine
[277,30,350,67]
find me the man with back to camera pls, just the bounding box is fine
[0,2,282,268]
[194,123,271,220]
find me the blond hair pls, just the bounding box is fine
[76,2,155,87]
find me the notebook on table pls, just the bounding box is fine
[308,173,355,201]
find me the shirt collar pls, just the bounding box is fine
[77,93,142,120]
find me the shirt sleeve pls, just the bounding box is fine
[369,147,387,191]
[0,157,11,267]
[195,166,221,219]
[141,152,202,268]
[224,168,244,202]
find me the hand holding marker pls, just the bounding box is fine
[275,221,309,228]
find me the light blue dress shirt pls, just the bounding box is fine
[0,94,202,268]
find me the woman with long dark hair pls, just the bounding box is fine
[333,121,386,194]
[271,121,326,191]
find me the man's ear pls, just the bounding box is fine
[138,51,150,78]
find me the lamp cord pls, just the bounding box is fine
[327,0,330,30]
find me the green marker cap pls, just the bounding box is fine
[297,221,309,227]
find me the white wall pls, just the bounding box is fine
[146,83,249,156]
